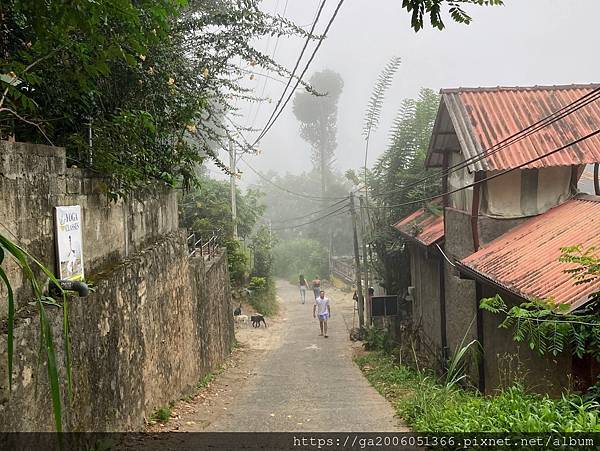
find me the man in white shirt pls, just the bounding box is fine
[313,290,331,338]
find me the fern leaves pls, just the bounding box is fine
[363,56,402,140]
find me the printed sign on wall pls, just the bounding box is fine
[54,205,84,281]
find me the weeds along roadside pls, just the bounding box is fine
[355,350,600,432]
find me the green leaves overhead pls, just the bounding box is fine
[1,0,310,194]
[401,0,504,32]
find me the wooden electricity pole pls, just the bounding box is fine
[350,192,364,328]
[359,196,370,326]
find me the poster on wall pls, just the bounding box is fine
[54,205,85,281]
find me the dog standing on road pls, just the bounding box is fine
[251,314,267,328]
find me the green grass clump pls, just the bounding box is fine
[150,406,171,423]
[248,277,278,316]
[355,352,600,432]
[197,372,215,390]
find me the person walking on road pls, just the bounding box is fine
[299,274,309,304]
[313,290,331,338]
[311,276,321,300]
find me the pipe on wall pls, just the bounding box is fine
[471,172,483,251]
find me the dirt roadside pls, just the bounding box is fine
[144,292,288,432]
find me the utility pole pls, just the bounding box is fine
[350,192,364,328]
[229,139,238,240]
[359,196,370,326]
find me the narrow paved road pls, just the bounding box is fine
[205,280,404,432]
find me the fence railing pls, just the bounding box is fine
[187,230,220,260]
[331,257,355,284]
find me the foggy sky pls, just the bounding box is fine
[207,0,600,186]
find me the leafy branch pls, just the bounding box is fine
[0,232,71,432]
[401,0,504,32]
[480,246,600,360]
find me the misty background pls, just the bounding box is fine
[204,0,600,184]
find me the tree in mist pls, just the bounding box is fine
[251,170,354,260]
[292,69,344,199]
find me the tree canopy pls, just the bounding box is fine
[292,69,344,197]
[0,0,310,195]
[365,88,441,293]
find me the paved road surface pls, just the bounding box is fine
[205,280,404,432]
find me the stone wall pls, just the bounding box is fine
[0,141,178,318]
[0,142,233,431]
[408,243,442,352]
[479,283,572,396]
[443,207,529,356]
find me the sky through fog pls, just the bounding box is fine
[206,0,600,186]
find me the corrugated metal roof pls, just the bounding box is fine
[427,84,600,171]
[458,195,600,311]
[394,207,444,247]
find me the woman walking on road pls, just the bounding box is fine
[299,274,308,304]
[311,276,321,300]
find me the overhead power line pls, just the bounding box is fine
[250,0,328,144]
[270,203,350,231]
[240,157,347,201]
[367,87,600,200]
[270,197,349,224]
[364,128,600,210]
[248,0,288,130]
[250,0,347,148]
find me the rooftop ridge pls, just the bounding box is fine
[440,83,600,94]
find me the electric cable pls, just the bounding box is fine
[367,87,600,200]
[250,0,346,148]
[251,0,328,144]
[270,203,350,230]
[240,157,348,200]
[269,196,349,223]
[363,128,600,210]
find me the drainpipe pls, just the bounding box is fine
[594,163,599,195]
[438,257,448,365]
[471,172,483,252]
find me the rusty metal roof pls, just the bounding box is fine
[394,207,444,247]
[458,195,600,311]
[426,84,600,171]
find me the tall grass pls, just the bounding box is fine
[356,352,600,432]
[0,233,71,431]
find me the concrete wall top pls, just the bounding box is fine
[0,141,179,318]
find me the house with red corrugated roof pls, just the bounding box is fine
[396,83,600,394]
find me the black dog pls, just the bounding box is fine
[251,314,267,328]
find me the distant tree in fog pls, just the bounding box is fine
[292,69,344,200]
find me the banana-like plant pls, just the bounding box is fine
[0,232,71,432]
